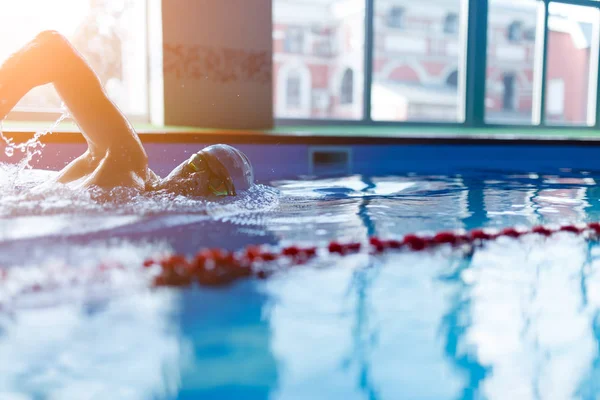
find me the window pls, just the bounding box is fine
[0,0,149,121]
[273,0,364,120]
[340,69,354,105]
[387,7,405,29]
[545,3,599,126]
[372,0,465,122]
[286,71,302,108]
[274,0,600,129]
[502,73,516,111]
[486,0,538,124]
[285,27,305,53]
[507,21,523,42]
[444,13,459,35]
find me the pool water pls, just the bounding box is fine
[1,164,600,399]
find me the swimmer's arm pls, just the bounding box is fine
[79,152,147,190]
[54,151,97,184]
[48,31,147,162]
[0,31,148,164]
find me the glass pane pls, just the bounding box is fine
[0,0,149,118]
[371,0,466,122]
[273,0,365,120]
[486,0,540,125]
[545,3,599,126]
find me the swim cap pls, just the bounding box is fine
[197,144,254,195]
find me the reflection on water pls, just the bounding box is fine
[177,283,278,399]
[3,166,600,398]
[0,290,183,399]
[466,235,593,399]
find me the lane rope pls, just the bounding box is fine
[1,222,599,296]
[148,222,599,286]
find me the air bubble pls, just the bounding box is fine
[5,147,13,157]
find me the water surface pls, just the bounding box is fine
[1,165,599,399]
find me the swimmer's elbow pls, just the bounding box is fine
[35,31,71,54]
[35,30,63,42]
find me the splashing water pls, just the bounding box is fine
[0,105,71,168]
[0,103,281,219]
[0,162,281,218]
[0,105,282,219]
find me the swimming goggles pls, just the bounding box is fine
[186,153,236,196]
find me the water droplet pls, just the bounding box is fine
[5,147,13,157]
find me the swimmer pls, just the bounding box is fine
[0,30,253,197]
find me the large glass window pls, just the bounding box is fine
[271,0,600,130]
[0,0,149,121]
[273,0,365,120]
[371,0,466,122]
[486,0,539,125]
[545,2,599,126]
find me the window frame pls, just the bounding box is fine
[276,0,600,131]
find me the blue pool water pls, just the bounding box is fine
[2,163,600,399]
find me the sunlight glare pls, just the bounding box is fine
[0,0,89,55]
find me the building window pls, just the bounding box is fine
[444,13,459,35]
[286,71,302,108]
[340,69,354,105]
[386,7,405,29]
[285,27,304,53]
[507,21,522,42]
[502,73,516,111]
[446,70,459,87]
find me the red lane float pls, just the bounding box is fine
[1,222,600,292]
[143,221,600,287]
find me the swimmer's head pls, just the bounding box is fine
[160,144,254,197]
